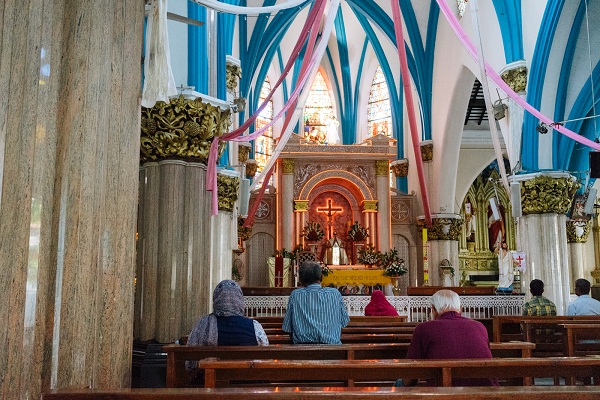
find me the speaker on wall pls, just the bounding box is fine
[590,152,600,178]
[510,182,522,218]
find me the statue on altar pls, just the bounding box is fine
[323,232,349,265]
[495,241,514,292]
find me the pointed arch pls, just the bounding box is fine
[303,70,336,144]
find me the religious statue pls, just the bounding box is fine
[325,116,340,144]
[323,231,349,265]
[488,203,505,252]
[464,200,476,242]
[495,241,514,292]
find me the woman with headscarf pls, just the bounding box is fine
[364,290,399,316]
[188,279,269,346]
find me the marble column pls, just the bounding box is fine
[281,159,295,252]
[0,1,144,398]
[295,200,309,247]
[566,220,591,292]
[376,160,392,252]
[513,172,579,314]
[362,200,378,248]
[591,214,600,299]
[418,215,462,286]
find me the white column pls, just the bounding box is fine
[421,214,462,287]
[376,160,392,252]
[566,219,592,292]
[281,159,295,251]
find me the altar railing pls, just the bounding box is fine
[244,295,525,322]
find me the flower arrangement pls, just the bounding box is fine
[321,264,332,277]
[302,221,325,241]
[357,245,381,266]
[347,221,369,241]
[380,248,407,277]
[274,245,303,262]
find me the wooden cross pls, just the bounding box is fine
[317,199,343,239]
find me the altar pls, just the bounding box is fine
[321,265,392,295]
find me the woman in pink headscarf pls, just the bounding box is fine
[364,290,398,316]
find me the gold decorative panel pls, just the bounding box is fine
[391,159,409,177]
[140,96,231,164]
[217,174,239,212]
[520,175,579,215]
[238,144,251,163]
[282,159,295,174]
[226,63,242,93]
[566,220,591,243]
[417,217,463,241]
[420,141,433,162]
[294,200,309,212]
[375,160,389,176]
[501,66,528,93]
[362,200,378,212]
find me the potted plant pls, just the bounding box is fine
[381,248,407,277]
[302,221,325,241]
[347,221,369,242]
[357,245,381,267]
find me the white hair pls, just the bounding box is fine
[430,290,461,314]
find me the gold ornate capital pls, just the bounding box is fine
[390,159,409,177]
[282,159,295,174]
[417,216,463,241]
[420,141,433,162]
[140,96,231,164]
[375,160,390,176]
[245,160,258,178]
[501,66,528,93]
[520,175,579,215]
[566,220,591,243]
[226,63,242,93]
[238,143,251,163]
[238,216,252,241]
[591,269,600,286]
[217,174,239,212]
[362,200,378,212]
[294,200,309,212]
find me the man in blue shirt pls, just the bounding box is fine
[567,278,600,315]
[283,261,350,344]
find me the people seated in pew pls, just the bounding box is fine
[364,290,399,316]
[283,261,350,344]
[522,279,557,316]
[401,290,498,387]
[567,278,600,316]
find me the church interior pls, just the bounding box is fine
[3,0,600,397]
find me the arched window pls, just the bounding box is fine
[367,66,392,137]
[303,71,337,144]
[255,78,274,181]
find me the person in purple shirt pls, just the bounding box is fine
[404,289,498,387]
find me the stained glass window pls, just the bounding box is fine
[368,66,392,137]
[255,78,274,183]
[303,71,336,144]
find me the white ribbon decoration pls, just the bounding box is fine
[191,0,310,15]
[142,0,178,108]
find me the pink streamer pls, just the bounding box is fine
[206,0,326,215]
[435,0,600,154]
[391,1,433,227]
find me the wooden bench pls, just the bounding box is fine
[253,315,408,324]
[165,342,534,387]
[560,323,600,356]
[264,326,418,335]
[492,315,600,342]
[198,357,600,388]
[41,386,600,400]
[267,333,415,344]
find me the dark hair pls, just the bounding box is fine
[575,278,591,295]
[299,261,322,285]
[530,279,544,296]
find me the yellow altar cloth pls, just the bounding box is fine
[321,268,392,286]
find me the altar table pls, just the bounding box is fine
[321,268,392,287]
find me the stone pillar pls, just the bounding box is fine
[420,140,434,195]
[589,213,600,300]
[418,215,462,286]
[137,96,232,342]
[362,200,378,247]
[514,173,579,314]
[566,220,591,292]
[295,200,309,248]
[375,160,391,252]
[0,2,144,398]
[281,159,295,252]
[207,8,218,97]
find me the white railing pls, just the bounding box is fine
[245,295,525,322]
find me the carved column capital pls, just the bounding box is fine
[140,95,231,164]
[517,174,579,215]
[238,143,251,163]
[217,173,239,212]
[375,160,390,176]
[245,159,258,178]
[225,58,242,94]
[417,214,463,241]
[281,159,295,174]
[390,159,409,177]
[362,200,378,212]
[420,140,433,162]
[566,220,591,243]
[501,65,528,93]
[294,200,309,212]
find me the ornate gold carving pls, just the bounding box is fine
[591,269,600,286]
[520,176,579,215]
[294,200,309,212]
[390,159,409,177]
[282,159,295,174]
[238,143,251,163]
[458,252,498,272]
[245,160,258,178]
[362,200,378,212]
[238,216,252,241]
[425,217,463,241]
[566,220,591,243]
[140,96,231,163]
[501,66,528,93]
[217,174,239,212]
[375,160,390,176]
[226,64,242,93]
[420,141,433,162]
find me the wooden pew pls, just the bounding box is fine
[253,315,408,324]
[560,323,600,357]
[264,326,418,335]
[267,333,415,344]
[198,357,600,388]
[492,315,600,342]
[41,386,600,400]
[165,342,534,388]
